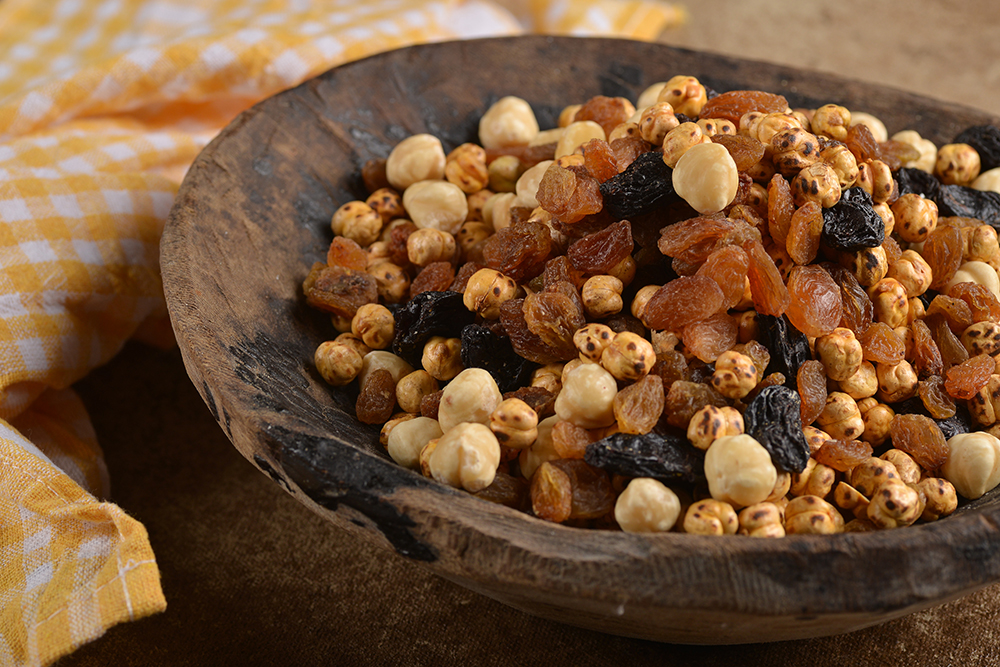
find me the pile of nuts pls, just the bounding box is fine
[304,74,1000,537]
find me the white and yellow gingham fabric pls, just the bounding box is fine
[0,0,685,664]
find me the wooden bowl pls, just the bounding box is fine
[162,36,1000,644]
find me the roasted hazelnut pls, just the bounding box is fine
[638,102,679,146]
[738,502,785,538]
[445,143,489,193]
[314,341,363,387]
[815,392,864,441]
[421,336,464,382]
[810,104,851,141]
[662,122,709,168]
[601,331,655,381]
[395,370,440,414]
[489,398,539,450]
[789,458,836,499]
[869,278,910,328]
[332,200,383,247]
[867,478,923,529]
[790,162,841,208]
[891,193,938,243]
[687,405,744,451]
[876,359,918,403]
[656,75,708,117]
[463,268,517,319]
[912,477,958,521]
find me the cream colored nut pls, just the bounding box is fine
[891,193,938,243]
[487,156,523,193]
[368,261,410,303]
[456,221,492,258]
[555,121,605,159]
[638,102,679,146]
[358,350,414,391]
[970,374,1000,426]
[867,478,923,529]
[607,254,637,287]
[558,104,581,128]
[886,249,932,297]
[445,143,489,194]
[876,359,918,404]
[334,332,371,358]
[608,121,641,143]
[972,167,1000,194]
[849,456,899,497]
[803,425,832,456]
[365,241,391,267]
[387,417,443,470]
[820,143,859,188]
[696,117,736,137]
[839,246,888,289]
[736,310,759,343]
[331,313,352,333]
[945,261,1000,300]
[784,495,844,534]
[789,458,836,498]
[479,96,539,150]
[815,327,863,382]
[942,431,1000,499]
[395,370,439,414]
[849,111,888,143]
[869,278,910,328]
[418,438,438,477]
[880,449,921,484]
[427,422,500,492]
[704,434,777,508]
[672,142,739,214]
[437,368,502,433]
[906,298,926,325]
[581,275,624,319]
[631,284,661,324]
[687,405,744,451]
[573,323,615,363]
[600,331,655,382]
[860,401,894,447]
[962,322,1000,357]
[913,477,958,521]
[656,75,708,117]
[936,143,981,186]
[380,412,416,448]
[489,398,538,450]
[815,392,864,441]
[738,111,766,138]
[833,481,870,521]
[518,415,559,479]
[710,350,758,400]
[614,478,681,533]
[351,303,395,350]
[661,122,709,168]
[314,341,363,387]
[683,499,738,536]
[891,130,937,172]
[810,104,851,140]
[462,268,517,319]
[514,160,554,209]
[738,502,786,538]
[406,228,456,267]
[421,336,463,382]
[331,200,383,247]
[402,180,469,235]
[530,127,565,147]
[530,363,563,396]
[554,363,618,429]
[839,361,878,400]
[791,162,841,208]
[482,192,517,231]
[386,134,446,191]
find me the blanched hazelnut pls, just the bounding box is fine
[582,275,624,319]
[380,412,416,448]
[936,143,981,186]
[784,495,844,534]
[630,284,661,324]
[683,499,738,536]
[942,431,1000,499]
[385,134,446,190]
[815,327,863,381]
[314,341,363,386]
[876,359,918,403]
[387,416,443,470]
[600,332,654,381]
[437,368,502,432]
[687,405,744,451]
[710,350,758,399]
[614,478,681,533]
[479,96,539,150]
[554,363,618,428]
[704,434,777,508]
[555,121,605,158]
[973,167,1000,194]
[428,422,500,492]
[421,336,463,382]
[402,180,469,235]
[573,323,615,363]
[867,478,923,529]
[815,392,864,441]
[558,104,582,128]
[839,361,878,400]
[738,502,786,538]
[672,142,739,214]
[463,268,517,319]
[489,398,538,450]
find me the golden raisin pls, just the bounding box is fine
[744,238,791,317]
[814,439,874,472]
[785,265,842,337]
[552,420,598,459]
[536,164,603,224]
[767,173,795,246]
[860,322,905,364]
[949,282,1000,323]
[614,374,665,434]
[695,245,750,309]
[944,353,995,399]
[713,134,766,171]
[786,201,824,265]
[918,375,957,419]
[922,226,965,291]
[910,318,944,378]
[889,414,949,472]
[797,360,828,425]
[699,90,789,126]
[575,95,635,137]
[531,462,573,522]
[643,275,725,331]
[326,237,368,271]
[926,295,974,335]
[410,261,455,298]
[356,369,396,424]
[567,220,633,274]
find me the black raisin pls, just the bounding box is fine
[757,313,812,386]
[954,125,1000,172]
[743,385,810,473]
[893,397,972,440]
[895,167,942,199]
[599,151,679,220]
[460,323,536,393]
[391,290,476,367]
[584,428,704,483]
[897,167,1000,227]
[821,187,885,250]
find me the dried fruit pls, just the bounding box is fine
[579,139,620,183]
[844,123,881,163]
[499,298,574,364]
[585,429,705,483]
[944,353,995,400]
[420,389,443,420]
[482,219,552,282]
[681,313,738,363]
[744,238,791,317]
[743,385,810,473]
[767,174,794,246]
[567,220,633,273]
[473,472,530,511]
[757,313,811,385]
[821,187,885,250]
[410,261,455,298]
[918,375,957,419]
[910,318,944,378]
[926,295,974,335]
[889,413,949,471]
[786,201,824,265]
[391,290,476,367]
[600,151,679,220]
[823,263,874,336]
[550,459,617,519]
[695,245,750,309]
[524,285,586,354]
[503,385,556,420]
[860,322,905,365]
[699,90,789,125]
[356,369,396,424]
[326,236,368,271]
[663,381,728,429]
[797,360,828,425]
[643,275,724,332]
[303,263,379,319]
[536,164,603,224]
[922,226,964,291]
[613,374,665,434]
[460,323,535,393]
[531,462,572,522]
[552,420,598,459]
[785,265,842,337]
[814,439,873,472]
[926,313,971,368]
[949,281,1000,323]
[576,95,635,137]
[713,134,766,171]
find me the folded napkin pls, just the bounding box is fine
[0,1,685,664]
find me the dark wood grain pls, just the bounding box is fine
[161,36,1000,644]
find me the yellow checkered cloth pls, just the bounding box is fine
[0,0,684,664]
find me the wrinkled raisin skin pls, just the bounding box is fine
[744,385,809,473]
[821,187,885,250]
[600,151,679,220]
[585,429,705,484]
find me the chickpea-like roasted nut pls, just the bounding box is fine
[751,112,802,146]
[402,180,469,235]
[365,187,405,223]
[913,477,958,521]
[395,370,440,414]
[555,120,605,158]
[683,499,738,536]
[704,434,778,508]
[710,350,759,400]
[672,142,740,214]
[581,275,624,319]
[945,261,1000,300]
[437,368,502,433]
[380,412,417,448]
[876,359,918,404]
[657,75,708,117]
[962,322,1000,357]
[859,399,894,447]
[941,431,1000,499]
[518,415,559,479]
[766,471,792,504]
[936,143,981,186]
[880,449,921,484]
[350,303,395,350]
[385,134,447,190]
[839,361,878,400]
[421,336,464,382]
[368,261,410,304]
[456,221,491,260]
[790,458,837,499]
[869,278,910,328]
[554,363,617,429]
[966,225,1000,266]
[839,246,888,288]
[487,156,523,193]
[607,254,637,287]
[445,143,489,194]
[815,327,863,381]
[418,438,438,478]
[738,502,786,538]
[406,228,457,267]
[886,249,932,297]
[810,104,851,140]
[892,193,939,244]
[790,161,841,208]
[331,200,383,247]
[820,143,859,188]
[483,191,517,231]
[687,405,744,451]
[387,416,443,470]
[803,425,833,456]
[638,102,679,146]
[601,331,655,382]
[366,240,391,266]
[849,456,900,498]
[479,96,539,150]
[850,112,888,143]
[463,268,517,319]
[489,398,539,450]
[573,323,615,363]
[833,481,870,521]
[427,422,501,492]
[873,201,895,236]
[815,391,864,441]
[867,478,923,529]
[697,117,736,137]
[662,122,709,168]
[630,284,661,324]
[784,495,844,534]
[530,363,563,396]
[614,478,681,533]
[314,341,363,387]
[334,332,371,358]
[770,127,821,174]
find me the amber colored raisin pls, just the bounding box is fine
[949,281,1000,323]
[649,350,689,392]
[450,261,483,293]
[473,471,530,511]
[388,221,418,267]
[682,313,738,363]
[881,235,903,267]
[786,201,824,265]
[499,298,572,364]
[658,215,733,264]
[542,255,586,290]
[609,136,650,172]
[356,369,396,424]
[944,353,995,399]
[483,219,552,282]
[844,124,881,164]
[695,245,750,309]
[536,164,603,224]
[713,134,766,171]
[918,375,957,419]
[860,322,906,364]
[699,90,789,126]
[926,312,970,368]
[326,236,368,271]
[485,143,556,167]
[767,174,795,246]
[922,226,964,291]
[303,263,378,318]
[664,381,728,429]
[815,439,874,472]
[410,261,455,298]
[504,386,556,420]
[579,139,620,183]
[744,238,791,317]
[420,389,444,420]
[523,289,586,355]
[797,360,828,425]
[552,420,599,459]
[567,220,633,274]
[745,372,786,401]
[889,413,949,472]
[576,95,635,137]
[879,140,921,171]
[785,265,842,337]
[926,295,974,335]
[643,275,725,331]
[742,339,772,380]
[614,374,664,435]
[551,459,617,520]
[911,318,944,378]
[531,462,573,522]
[362,157,389,193]
[823,263,873,336]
